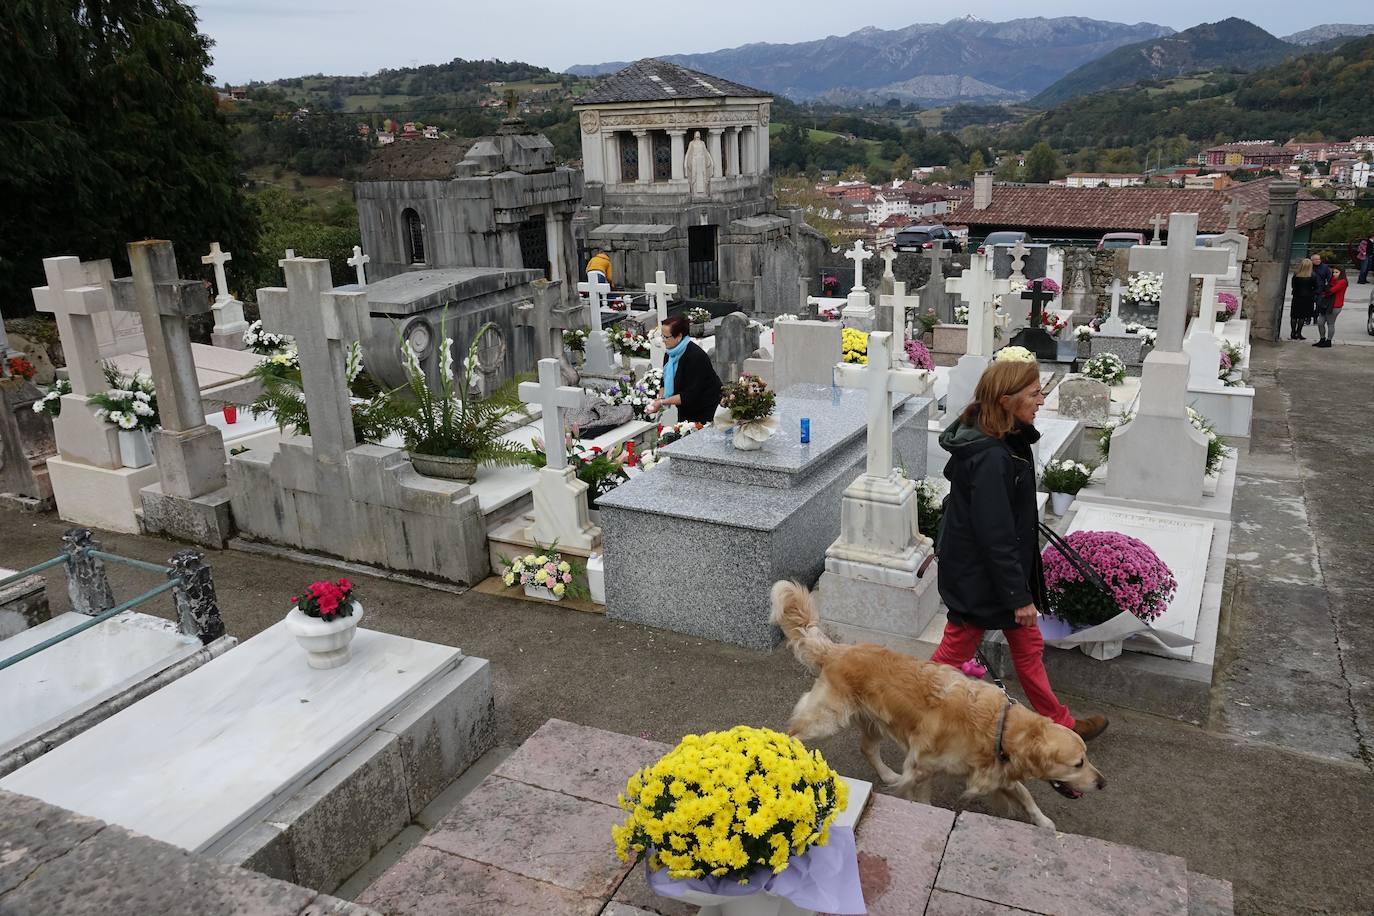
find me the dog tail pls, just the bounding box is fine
[769,580,835,671]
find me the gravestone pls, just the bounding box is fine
[201,243,248,350]
[878,243,897,300]
[842,241,876,330]
[1209,215,1248,312]
[644,270,677,369]
[0,375,55,506]
[111,241,233,547]
[773,320,842,391]
[1062,248,1096,315]
[944,254,1011,418]
[1105,213,1230,506]
[1184,319,1225,391]
[919,240,956,323]
[992,242,1048,282]
[230,258,490,584]
[347,245,370,286]
[712,312,760,385]
[576,276,615,377]
[818,331,941,647]
[1057,377,1111,425]
[1099,278,1128,335]
[878,282,921,358]
[1148,213,1166,245]
[1009,280,1059,361]
[515,279,579,370]
[519,358,600,550]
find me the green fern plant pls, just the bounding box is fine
[381,314,530,466]
[249,342,394,443]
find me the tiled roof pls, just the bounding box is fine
[950,180,1336,233]
[575,59,770,105]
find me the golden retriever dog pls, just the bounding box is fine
[770,581,1105,829]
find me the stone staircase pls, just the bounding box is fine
[357,719,1233,916]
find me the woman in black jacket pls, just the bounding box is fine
[649,315,722,424]
[1290,258,1316,340]
[931,359,1107,741]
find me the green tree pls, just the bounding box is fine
[891,153,914,179]
[968,150,988,173]
[1,0,259,317]
[1024,142,1060,183]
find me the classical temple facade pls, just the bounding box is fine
[572,59,826,312]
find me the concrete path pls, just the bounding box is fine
[2,338,1371,914]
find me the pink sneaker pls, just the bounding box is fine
[959,658,987,679]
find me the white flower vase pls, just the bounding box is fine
[523,582,564,602]
[118,428,153,469]
[1049,491,1075,516]
[677,888,814,916]
[1080,639,1124,661]
[285,602,363,669]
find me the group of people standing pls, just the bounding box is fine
[1289,252,1348,347]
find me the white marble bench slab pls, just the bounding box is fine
[1,621,461,854]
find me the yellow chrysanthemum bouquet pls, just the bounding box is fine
[612,726,848,882]
[841,328,869,365]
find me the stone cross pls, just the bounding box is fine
[879,281,921,351]
[644,270,677,369]
[576,276,614,375]
[32,257,121,467]
[833,331,931,479]
[516,279,578,366]
[924,238,951,280]
[844,240,870,292]
[278,249,296,267]
[1099,279,1128,335]
[519,358,584,472]
[946,253,1011,358]
[201,242,248,349]
[347,246,370,286]
[920,239,956,323]
[1149,214,1167,245]
[258,259,368,461]
[1008,239,1030,282]
[1129,213,1231,353]
[111,241,229,506]
[1020,280,1056,329]
[878,243,898,297]
[1225,197,1245,232]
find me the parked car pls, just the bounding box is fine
[894,224,963,253]
[1097,232,1145,251]
[977,230,1031,254]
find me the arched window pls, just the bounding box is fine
[402,208,425,264]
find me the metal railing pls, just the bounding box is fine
[0,529,225,673]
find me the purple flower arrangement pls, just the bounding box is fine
[1042,531,1177,628]
[904,337,935,370]
[1031,277,1061,295]
[1216,292,1239,318]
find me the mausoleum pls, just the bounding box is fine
[573,59,827,311]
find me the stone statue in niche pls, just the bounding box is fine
[684,131,713,198]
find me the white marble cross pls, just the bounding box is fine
[1099,279,1128,335]
[1148,214,1166,245]
[879,281,921,354]
[201,242,248,347]
[347,246,370,286]
[644,270,677,369]
[576,276,614,374]
[946,253,1011,358]
[1129,213,1231,353]
[1225,197,1245,232]
[833,331,932,479]
[201,243,234,306]
[1008,239,1030,282]
[845,240,871,292]
[519,358,584,472]
[278,249,297,267]
[879,243,898,294]
[31,257,111,396]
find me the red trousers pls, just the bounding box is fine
[929,621,1075,728]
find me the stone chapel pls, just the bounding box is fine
[572,59,827,312]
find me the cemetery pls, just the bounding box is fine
[2,19,1370,909]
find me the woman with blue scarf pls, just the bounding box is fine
[649,315,722,424]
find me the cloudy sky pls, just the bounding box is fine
[194,1,1362,85]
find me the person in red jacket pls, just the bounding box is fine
[1315,267,1347,348]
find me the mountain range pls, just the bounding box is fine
[569,17,1371,108]
[566,16,1175,104]
[1030,18,1297,107]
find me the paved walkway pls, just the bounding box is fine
[2,337,1372,914]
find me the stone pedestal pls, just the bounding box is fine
[842,290,875,331]
[931,324,967,356]
[1105,352,1207,507]
[944,354,989,420]
[599,386,930,649]
[526,465,600,550]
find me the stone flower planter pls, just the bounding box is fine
[118,428,153,469]
[689,322,708,338]
[285,601,363,669]
[932,324,967,354]
[409,452,477,482]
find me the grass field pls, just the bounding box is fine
[247,167,354,208]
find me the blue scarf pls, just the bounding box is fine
[663,337,691,399]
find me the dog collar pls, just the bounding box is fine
[995,697,1015,764]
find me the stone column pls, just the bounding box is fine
[707,129,724,178]
[725,127,740,177]
[1257,181,1299,343]
[544,208,563,282]
[634,130,651,184]
[668,130,686,181]
[602,133,619,185]
[739,127,754,176]
[756,114,770,176]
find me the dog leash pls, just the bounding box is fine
[975,644,1018,764]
